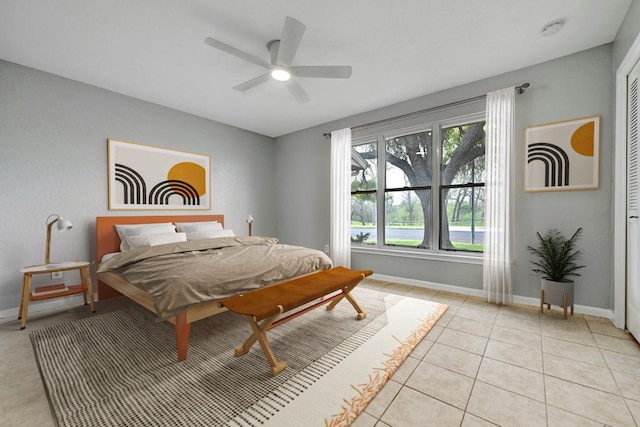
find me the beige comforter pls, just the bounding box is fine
[97,236,333,320]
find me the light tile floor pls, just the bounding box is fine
[1,280,640,426]
[353,279,640,427]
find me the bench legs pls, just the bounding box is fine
[235,305,287,376]
[235,290,366,376]
[327,291,366,320]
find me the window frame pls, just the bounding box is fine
[350,111,486,260]
[438,116,487,253]
[383,127,433,249]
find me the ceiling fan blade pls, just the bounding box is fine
[276,17,305,67]
[286,78,310,104]
[290,66,352,79]
[205,37,270,69]
[233,73,271,91]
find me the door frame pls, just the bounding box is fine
[614,32,640,329]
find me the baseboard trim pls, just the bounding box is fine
[371,273,615,322]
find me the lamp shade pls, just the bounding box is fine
[56,216,73,231]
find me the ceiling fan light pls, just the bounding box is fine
[271,68,291,81]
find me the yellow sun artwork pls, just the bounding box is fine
[571,122,595,157]
[168,162,207,196]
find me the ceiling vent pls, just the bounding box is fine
[541,19,565,37]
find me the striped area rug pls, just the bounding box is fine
[31,286,447,426]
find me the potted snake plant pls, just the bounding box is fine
[527,228,585,318]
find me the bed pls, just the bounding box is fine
[95,215,333,361]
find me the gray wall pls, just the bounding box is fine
[0,60,275,313]
[275,44,614,310]
[613,0,640,69]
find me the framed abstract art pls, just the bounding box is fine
[524,116,600,192]
[107,139,211,210]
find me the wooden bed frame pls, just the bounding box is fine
[96,215,225,361]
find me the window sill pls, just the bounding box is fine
[351,245,483,265]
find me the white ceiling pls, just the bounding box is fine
[0,0,632,137]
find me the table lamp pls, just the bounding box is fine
[45,214,73,264]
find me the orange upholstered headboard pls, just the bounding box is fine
[96,214,224,300]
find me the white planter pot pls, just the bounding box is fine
[540,278,574,319]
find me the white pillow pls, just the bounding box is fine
[125,232,187,250]
[115,222,174,240]
[115,223,177,251]
[186,229,235,240]
[174,221,223,232]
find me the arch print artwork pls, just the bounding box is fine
[108,139,210,210]
[524,116,600,192]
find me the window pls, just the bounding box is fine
[385,130,432,248]
[351,113,486,253]
[351,142,377,244]
[440,121,486,252]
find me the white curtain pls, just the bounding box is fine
[330,128,352,268]
[483,87,515,305]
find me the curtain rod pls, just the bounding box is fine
[323,82,530,138]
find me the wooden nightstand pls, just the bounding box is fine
[19,261,96,329]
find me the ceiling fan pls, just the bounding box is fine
[204,16,352,103]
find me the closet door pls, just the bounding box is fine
[627,58,640,341]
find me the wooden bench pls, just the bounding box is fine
[219,266,373,375]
